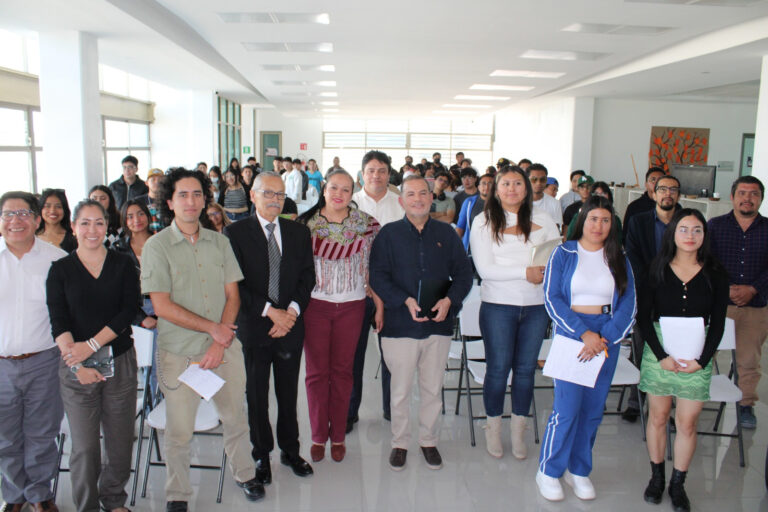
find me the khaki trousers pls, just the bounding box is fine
[157,338,255,502]
[381,335,451,449]
[728,305,768,406]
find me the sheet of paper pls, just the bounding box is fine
[542,334,606,388]
[131,325,155,368]
[177,364,226,401]
[531,238,561,266]
[659,316,705,367]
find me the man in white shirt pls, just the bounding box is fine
[282,159,303,203]
[0,191,66,512]
[528,163,563,228]
[347,150,405,433]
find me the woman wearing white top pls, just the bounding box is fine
[469,166,560,460]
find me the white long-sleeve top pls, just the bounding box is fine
[469,207,561,306]
[283,169,303,202]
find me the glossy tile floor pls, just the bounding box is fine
[11,334,768,511]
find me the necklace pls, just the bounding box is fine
[178,225,200,243]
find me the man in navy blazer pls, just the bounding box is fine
[224,171,316,488]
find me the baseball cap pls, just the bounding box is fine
[577,175,595,187]
[147,168,164,179]
[546,177,559,186]
[497,157,511,167]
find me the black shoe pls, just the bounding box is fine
[421,446,443,470]
[255,457,272,485]
[621,407,640,423]
[165,502,187,512]
[280,452,313,477]
[389,448,407,471]
[383,411,391,422]
[668,469,690,512]
[346,414,359,434]
[643,461,665,505]
[237,477,266,502]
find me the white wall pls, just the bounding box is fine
[591,98,757,196]
[150,85,216,170]
[254,109,323,165]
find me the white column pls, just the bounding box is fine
[37,31,102,198]
[753,55,768,215]
[571,97,595,174]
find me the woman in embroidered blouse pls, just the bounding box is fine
[298,170,382,463]
[638,208,728,512]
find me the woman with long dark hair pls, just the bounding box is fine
[297,170,382,463]
[228,157,241,171]
[37,188,77,252]
[469,166,560,460]
[638,209,727,511]
[537,195,636,502]
[218,167,251,221]
[89,185,122,247]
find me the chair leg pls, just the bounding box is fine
[531,393,540,444]
[465,357,476,447]
[713,402,726,432]
[454,353,465,415]
[638,387,647,442]
[130,413,145,506]
[735,404,745,467]
[216,451,227,503]
[52,433,65,501]
[666,420,673,462]
[141,428,156,498]
[617,386,626,412]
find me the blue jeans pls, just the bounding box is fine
[479,302,549,417]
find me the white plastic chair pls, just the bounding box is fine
[130,325,156,505]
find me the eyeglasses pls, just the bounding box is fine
[207,211,222,217]
[1,209,35,221]
[258,189,287,200]
[676,226,704,237]
[529,177,547,183]
[655,186,680,195]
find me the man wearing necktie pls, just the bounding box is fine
[224,171,316,488]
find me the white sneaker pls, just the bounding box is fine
[536,470,564,501]
[564,470,596,500]
[483,416,503,458]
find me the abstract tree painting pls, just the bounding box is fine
[648,126,710,171]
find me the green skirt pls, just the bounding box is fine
[638,322,712,401]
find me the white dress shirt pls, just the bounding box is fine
[282,170,303,202]
[352,188,403,226]
[534,193,563,226]
[254,211,300,317]
[0,238,66,356]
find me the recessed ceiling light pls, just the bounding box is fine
[318,91,338,97]
[562,22,673,35]
[319,101,339,106]
[316,81,336,87]
[322,108,339,112]
[219,13,330,24]
[521,49,607,61]
[443,103,491,108]
[433,110,478,115]
[470,84,534,92]
[490,70,565,79]
[454,94,510,101]
[261,64,335,72]
[242,42,333,53]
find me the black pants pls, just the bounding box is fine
[243,341,302,460]
[348,297,391,420]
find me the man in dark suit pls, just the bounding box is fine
[224,171,316,488]
[622,174,681,422]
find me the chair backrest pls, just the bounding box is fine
[718,318,736,351]
[132,325,154,369]
[459,285,482,337]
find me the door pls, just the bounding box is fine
[261,131,282,173]
[740,133,755,176]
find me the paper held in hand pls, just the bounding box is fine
[177,364,226,401]
[542,334,606,388]
[531,238,561,267]
[659,316,705,367]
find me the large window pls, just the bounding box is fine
[0,104,41,195]
[103,118,151,185]
[321,117,494,174]
[217,96,241,169]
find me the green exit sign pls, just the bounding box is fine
[242,146,252,154]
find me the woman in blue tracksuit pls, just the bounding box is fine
[537,195,636,502]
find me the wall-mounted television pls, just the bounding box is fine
[668,164,716,196]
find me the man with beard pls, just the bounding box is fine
[622,175,681,422]
[708,176,768,429]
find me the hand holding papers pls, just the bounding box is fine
[177,364,226,401]
[543,334,606,388]
[659,316,705,368]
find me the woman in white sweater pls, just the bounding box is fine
[469,165,561,460]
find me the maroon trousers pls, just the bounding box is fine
[303,298,366,444]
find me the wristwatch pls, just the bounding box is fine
[70,363,82,373]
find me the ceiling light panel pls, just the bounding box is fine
[433,110,478,115]
[490,70,565,78]
[242,42,333,53]
[470,84,534,91]
[262,64,335,72]
[562,22,673,35]
[319,101,339,106]
[454,94,510,101]
[521,49,608,61]
[318,91,338,97]
[219,13,330,24]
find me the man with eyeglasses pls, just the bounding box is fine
[708,176,768,429]
[623,175,682,422]
[224,171,316,486]
[623,167,666,239]
[0,192,66,512]
[528,163,563,228]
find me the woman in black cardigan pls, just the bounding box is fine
[46,199,140,512]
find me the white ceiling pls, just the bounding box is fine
[2,0,768,117]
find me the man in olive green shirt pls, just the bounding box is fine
[141,169,263,511]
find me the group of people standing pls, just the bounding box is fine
[0,148,765,512]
